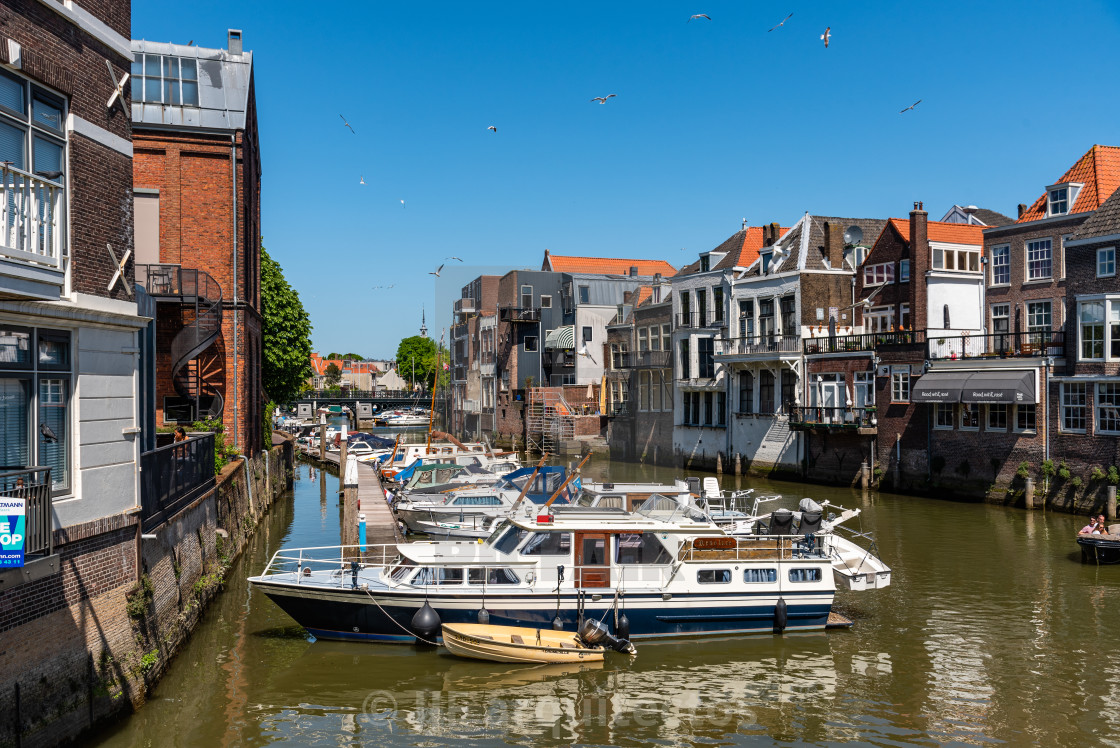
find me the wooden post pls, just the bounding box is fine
[715,452,723,475]
[340,432,348,469]
[860,460,869,490]
[318,413,326,460]
[1108,485,1117,521]
[734,453,742,476]
[1025,477,1036,509]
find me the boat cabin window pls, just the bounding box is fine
[435,468,458,483]
[458,457,482,467]
[521,532,571,556]
[594,495,624,509]
[492,526,529,554]
[743,568,777,583]
[616,533,672,565]
[390,561,416,582]
[451,495,503,506]
[413,567,464,585]
[697,569,732,584]
[788,568,822,583]
[468,567,519,585]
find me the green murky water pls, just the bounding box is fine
[92,457,1120,747]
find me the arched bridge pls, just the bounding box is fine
[292,390,449,420]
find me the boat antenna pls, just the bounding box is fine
[426,331,444,454]
[510,453,549,513]
[544,452,591,508]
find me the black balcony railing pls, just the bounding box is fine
[0,467,53,557]
[716,335,801,356]
[616,350,672,368]
[928,330,1065,360]
[803,329,926,354]
[139,434,216,533]
[499,306,541,323]
[789,406,877,430]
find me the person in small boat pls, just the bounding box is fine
[1079,515,1107,534]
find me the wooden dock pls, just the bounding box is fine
[299,444,401,549]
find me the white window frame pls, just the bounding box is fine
[959,403,980,431]
[991,303,1010,334]
[862,262,895,286]
[1097,382,1120,434]
[932,245,981,272]
[1048,187,1069,216]
[934,403,954,430]
[990,244,1010,285]
[890,372,909,403]
[1079,300,1106,361]
[986,403,1008,431]
[1014,404,1037,434]
[1098,247,1116,278]
[1026,239,1053,281]
[899,259,910,283]
[648,325,661,351]
[867,306,894,333]
[1060,382,1087,433]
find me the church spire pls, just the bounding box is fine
[420,306,428,338]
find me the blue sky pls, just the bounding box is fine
[133,1,1120,359]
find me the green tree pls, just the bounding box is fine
[261,245,313,403]
[395,336,449,390]
[324,362,342,388]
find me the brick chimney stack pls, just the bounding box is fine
[909,201,929,332]
[823,221,845,270]
[765,222,781,247]
[1017,203,1028,219]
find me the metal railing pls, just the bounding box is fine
[0,467,52,557]
[716,335,801,356]
[139,434,216,533]
[499,306,541,323]
[678,535,827,562]
[789,406,876,429]
[928,330,1065,360]
[618,350,672,368]
[803,329,926,354]
[0,166,64,269]
[676,312,723,328]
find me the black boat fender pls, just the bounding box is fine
[774,598,788,633]
[412,601,441,639]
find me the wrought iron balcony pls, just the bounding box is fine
[789,406,877,433]
[927,330,1064,361]
[499,306,540,323]
[0,467,53,558]
[454,297,476,315]
[139,434,216,533]
[716,335,801,356]
[0,166,66,300]
[803,329,926,354]
[615,350,672,368]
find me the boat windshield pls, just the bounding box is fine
[483,520,512,546]
[635,494,710,523]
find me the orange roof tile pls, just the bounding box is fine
[887,218,985,245]
[633,286,653,306]
[543,250,677,277]
[1017,145,1120,223]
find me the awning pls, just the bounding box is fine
[911,372,966,403]
[960,370,1036,404]
[912,369,1037,404]
[545,325,575,349]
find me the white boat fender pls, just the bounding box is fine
[412,601,441,640]
[774,598,788,633]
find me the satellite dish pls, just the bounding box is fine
[843,225,863,246]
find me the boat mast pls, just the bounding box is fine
[426,333,442,452]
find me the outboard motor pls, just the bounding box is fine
[579,618,636,655]
[797,498,823,514]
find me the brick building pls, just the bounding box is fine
[131,31,265,455]
[450,275,498,438]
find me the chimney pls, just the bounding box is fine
[909,201,929,332]
[823,221,845,270]
[1017,203,1028,219]
[228,29,243,55]
[623,290,633,304]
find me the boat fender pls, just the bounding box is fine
[553,615,564,630]
[774,597,787,633]
[616,612,630,641]
[477,607,490,625]
[412,602,441,640]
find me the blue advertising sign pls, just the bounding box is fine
[0,496,26,568]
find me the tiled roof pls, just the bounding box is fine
[886,218,985,245]
[972,208,1015,227]
[1016,144,1120,223]
[679,226,790,276]
[1072,182,1120,241]
[542,250,676,277]
[803,217,887,269]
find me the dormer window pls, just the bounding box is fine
[760,250,772,274]
[1049,188,1068,215]
[700,255,710,272]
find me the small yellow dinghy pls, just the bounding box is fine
[441,623,606,664]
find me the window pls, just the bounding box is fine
[854,371,874,410]
[863,263,895,286]
[468,567,519,585]
[639,371,650,411]
[1027,301,1052,337]
[638,327,649,352]
[524,336,538,352]
[521,532,571,556]
[697,289,708,326]
[991,245,1010,285]
[131,53,200,106]
[760,250,772,274]
[679,339,691,379]
[521,285,533,309]
[662,372,672,412]
[0,326,71,492]
[934,403,954,429]
[758,299,775,338]
[1015,404,1036,433]
[703,392,713,425]
[540,294,552,308]
[1099,248,1116,278]
[900,259,910,282]
[451,495,503,506]
[780,370,795,415]
[933,246,981,272]
[739,300,754,339]
[788,568,822,583]
[698,337,714,378]
[758,370,775,414]
[1049,187,1068,216]
[714,288,724,322]
[492,526,528,554]
[1113,304,1120,359]
[1061,383,1087,432]
[866,306,894,333]
[890,372,909,403]
[680,291,690,322]
[717,391,727,426]
[578,286,590,304]
[661,324,671,351]
[1098,383,1120,434]
[700,255,710,272]
[650,371,662,410]
[616,533,671,564]
[1080,301,1105,359]
[900,303,911,330]
[987,403,1008,431]
[697,569,732,584]
[960,403,979,429]
[648,326,661,351]
[743,568,777,583]
[582,326,593,343]
[991,304,1010,336]
[780,296,796,336]
[738,371,754,414]
[1027,239,1053,280]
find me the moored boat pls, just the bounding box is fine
[1078,526,1120,564]
[441,623,605,663]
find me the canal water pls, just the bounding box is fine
[93,457,1120,747]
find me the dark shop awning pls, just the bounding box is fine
[959,370,1036,404]
[912,369,1037,404]
[911,371,966,403]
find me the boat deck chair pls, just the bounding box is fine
[702,477,721,498]
[768,509,794,536]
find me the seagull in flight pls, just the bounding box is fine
[429,264,445,277]
[340,114,356,134]
[446,256,464,262]
[487,125,497,132]
[820,26,830,48]
[400,199,406,208]
[590,94,617,104]
[899,99,922,113]
[577,345,597,365]
[359,176,366,185]
[688,14,711,22]
[768,13,793,32]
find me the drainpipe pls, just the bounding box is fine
[231,134,239,451]
[1043,357,1051,483]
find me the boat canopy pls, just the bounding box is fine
[498,465,570,503]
